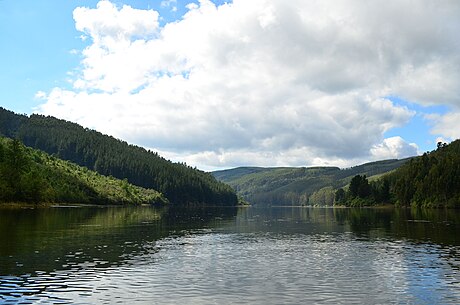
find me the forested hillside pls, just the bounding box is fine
[387,140,460,208]
[334,141,460,208]
[213,159,410,206]
[0,107,237,206]
[0,137,167,205]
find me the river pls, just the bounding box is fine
[0,206,459,304]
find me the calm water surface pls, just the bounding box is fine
[0,206,459,304]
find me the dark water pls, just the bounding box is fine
[0,206,459,304]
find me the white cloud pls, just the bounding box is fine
[161,0,176,7]
[34,91,47,99]
[72,0,160,92]
[394,61,460,107]
[36,0,460,169]
[427,112,460,141]
[161,0,177,12]
[370,137,419,161]
[435,137,450,146]
[74,0,159,43]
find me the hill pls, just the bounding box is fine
[0,107,237,206]
[386,140,460,208]
[213,159,411,206]
[334,140,460,208]
[0,137,167,205]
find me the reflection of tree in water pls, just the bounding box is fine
[333,208,394,238]
[390,208,460,245]
[235,207,348,235]
[0,206,238,276]
[331,207,460,246]
[234,206,460,246]
[1,206,458,276]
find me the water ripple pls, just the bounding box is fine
[1,207,460,304]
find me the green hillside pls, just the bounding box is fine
[387,140,460,208]
[0,137,167,205]
[213,159,410,206]
[334,140,460,208]
[0,107,237,206]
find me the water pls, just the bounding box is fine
[0,206,459,304]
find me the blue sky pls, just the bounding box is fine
[1,0,459,170]
[0,1,83,113]
[383,97,450,153]
[0,0,210,113]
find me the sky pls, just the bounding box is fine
[1,0,459,171]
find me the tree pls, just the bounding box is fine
[4,139,29,196]
[357,176,371,198]
[334,188,345,204]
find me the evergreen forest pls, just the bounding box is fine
[0,136,167,205]
[216,140,460,208]
[213,159,410,206]
[336,140,460,208]
[0,107,237,206]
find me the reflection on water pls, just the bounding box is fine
[0,206,459,304]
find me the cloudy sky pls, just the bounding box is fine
[1,0,459,170]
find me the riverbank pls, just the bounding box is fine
[0,202,129,209]
[0,202,53,209]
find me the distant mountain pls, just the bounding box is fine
[0,107,237,206]
[0,136,167,205]
[213,159,411,206]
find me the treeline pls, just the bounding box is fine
[213,160,409,206]
[0,138,47,203]
[388,141,460,208]
[0,107,237,206]
[0,137,167,205]
[335,141,460,208]
[334,175,390,207]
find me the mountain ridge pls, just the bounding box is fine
[213,158,412,206]
[0,107,237,206]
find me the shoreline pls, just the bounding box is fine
[0,202,127,209]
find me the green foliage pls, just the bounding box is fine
[387,140,460,208]
[0,137,168,205]
[349,175,371,198]
[215,140,460,209]
[0,138,49,202]
[334,140,460,208]
[370,178,391,203]
[0,138,49,203]
[237,197,251,206]
[334,188,345,204]
[309,187,335,206]
[335,175,381,206]
[213,159,409,206]
[0,107,237,206]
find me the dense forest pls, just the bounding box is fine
[335,141,460,208]
[0,107,237,206]
[213,159,410,206]
[0,136,167,205]
[333,174,390,207]
[345,140,460,208]
[216,139,460,208]
[390,141,460,207]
